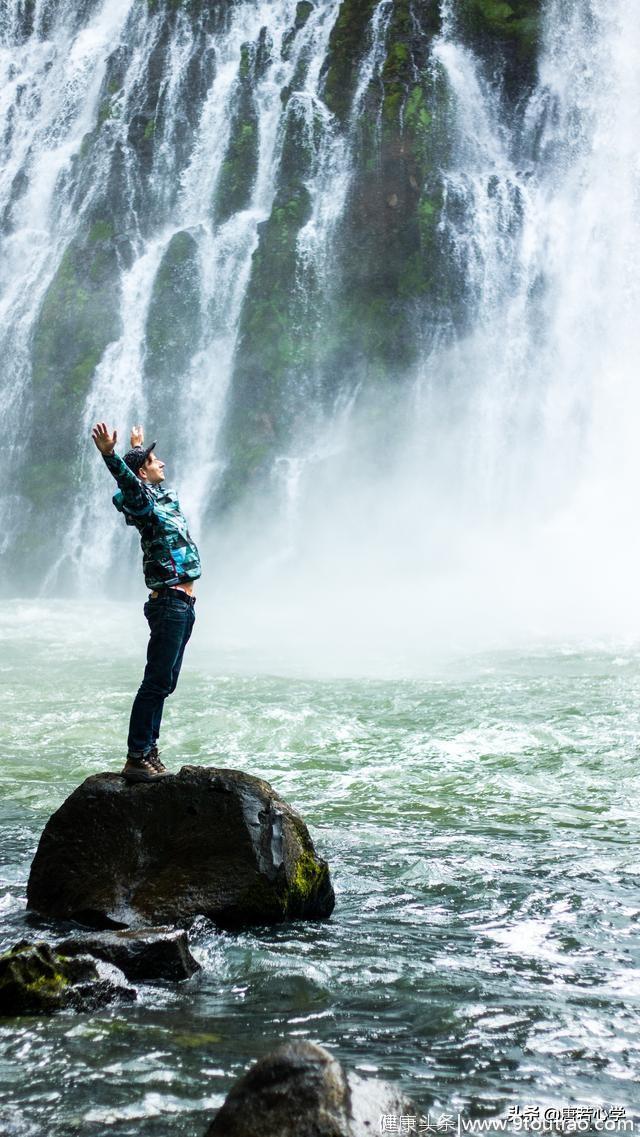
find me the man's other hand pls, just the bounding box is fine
[130,425,144,447]
[92,422,118,455]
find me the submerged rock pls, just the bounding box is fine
[0,941,136,1016]
[27,766,335,930]
[204,1040,415,1137]
[58,926,200,982]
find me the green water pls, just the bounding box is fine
[1,603,640,1135]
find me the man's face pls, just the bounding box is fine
[138,452,165,485]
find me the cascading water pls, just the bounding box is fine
[0,0,345,589]
[2,0,634,645]
[416,0,640,641]
[226,0,640,659]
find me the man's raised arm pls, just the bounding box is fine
[91,421,150,512]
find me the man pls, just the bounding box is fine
[91,422,201,782]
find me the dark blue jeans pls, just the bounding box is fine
[127,591,196,756]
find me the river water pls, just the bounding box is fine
[1,602,640,1134]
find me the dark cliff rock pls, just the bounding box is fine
[27,214,123,519]
[215,0,450,509]
[321,0,379,121]
[454,0,542,93]
[58,926,200,982]
[204,1040,416,1137]
[144,229,202,393]
[212,34,264,225]
[27,766,335,930]
[6,0,549,568]
[332,0,449,385]
[214,95,318,508]
[0,941,136,1016]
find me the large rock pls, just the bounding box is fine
[204,1041,416,1137]
[57,927,200,982]
[27,766,335,930]
[0,941,136,1016]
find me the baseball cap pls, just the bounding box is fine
[123,441,157,473]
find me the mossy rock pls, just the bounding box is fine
[457,0,540,44]
[310,0,450,398]
[32,221,121,403]
[282,1,315,59]
[0,941,135,1016]
[22,197,127,529]
[29,219,122,506]
[147,0,209,15]
[217,2,453,509]
[32,230,119,378]
[0,942,74,1014]
[293,1,314,31]
[144,229,202,386]
[27,767,335,930]
[213,40,261,225]
[455,0,543,87]
[321,0,379,121]
[214,95,321,505]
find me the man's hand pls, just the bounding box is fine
[91,422,118,456]
[130,425,144,447]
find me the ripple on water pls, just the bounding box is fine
[1,607,640,1131]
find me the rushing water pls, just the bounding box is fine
[2,0,640,1131]
[1,604,640,1134]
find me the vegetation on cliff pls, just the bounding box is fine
[28,215,122,511]
[455,0,543,89]
[17,0,547,530]
[145,230,202,388]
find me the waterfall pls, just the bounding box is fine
[423,0,640,526]
[407,0,640,637]
[1,0,639,641]
[238,0,640,651]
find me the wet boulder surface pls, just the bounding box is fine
[27,766,335,930]
[0,941,136,1016]
[57,926,200,982]
[204,1040,416,1137]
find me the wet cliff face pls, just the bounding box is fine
[0,0,543,585]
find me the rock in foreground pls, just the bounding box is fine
[0,941,136,1015]
[27,766,335,930]
[58,927,200,982]
[204,1041,416,1137]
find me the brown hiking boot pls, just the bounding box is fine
[147,744,167,773]
[121,752,168,782]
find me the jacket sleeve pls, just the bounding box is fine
[102,451,152,515]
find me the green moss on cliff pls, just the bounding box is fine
[215,96,319,505]
[458,0,540,46]
[455,0,542,88]
[32,229,120,397]
[29,217,122,508]
[319,0,448,394]
[213,40,262,225]
[322,0,379,121]
[217,0,454,508]
[144,229,201,386]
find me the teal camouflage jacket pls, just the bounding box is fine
[103,452,201,590]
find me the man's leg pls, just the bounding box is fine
[149,604,195,746]
[127,597,192,759]
[168,605,196,696]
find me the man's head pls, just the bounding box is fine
[124,442,165,484]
